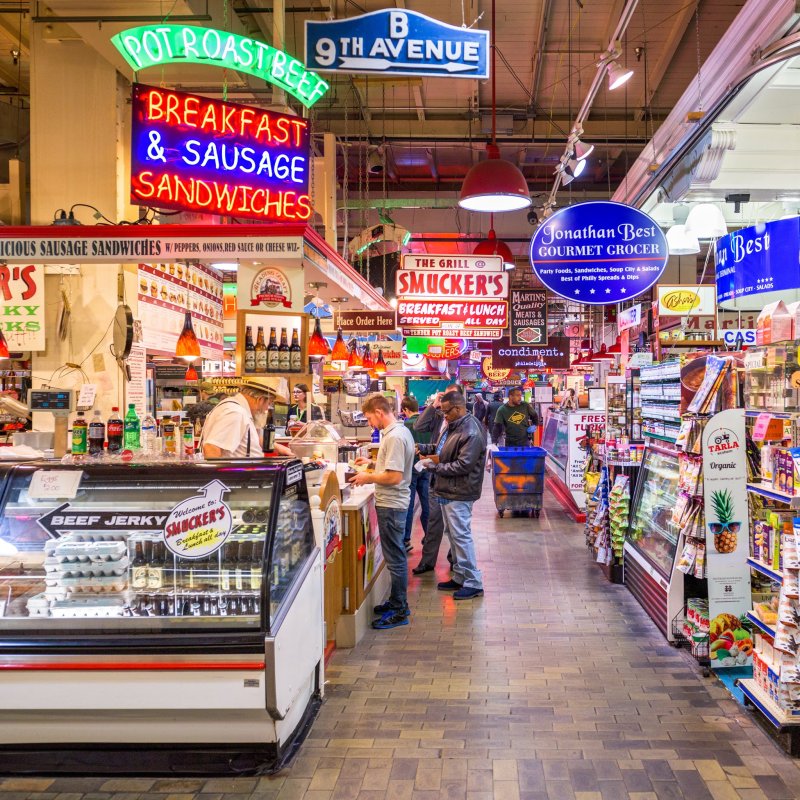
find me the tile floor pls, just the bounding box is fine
[3,480,800,799]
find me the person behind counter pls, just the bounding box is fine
[200,377,293,458]
[560,388,577,410]
[288,384,323,424]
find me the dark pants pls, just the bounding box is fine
[416,490,446,569]
[403,469,430,545]
[377,506,408,610]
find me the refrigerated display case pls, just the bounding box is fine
[0,459,324,774]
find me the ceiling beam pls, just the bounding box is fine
[529,0,554,107]
[0,15,29,54]
[412,84,426,122]
[425,147,439,182]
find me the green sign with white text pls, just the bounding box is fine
[111,25,329,109]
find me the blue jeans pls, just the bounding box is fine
[440,500,483,590]
[377,506,408,610]
[404,469,430,544]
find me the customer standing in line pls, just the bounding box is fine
[401,396,431,553]
[411,384,463,575]
[351,393,415,630]
[486,391,505,444]
[418,390,487,600]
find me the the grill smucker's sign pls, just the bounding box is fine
[0,263,44,351]
[163,480,233,559]
[131,84,311,223]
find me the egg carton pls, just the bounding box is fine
[45,575,127,593]
[26,592,52,617]
[44,557,129,577]
[59,532,127,542]
[43,540,127,563]
[49,595,126,618]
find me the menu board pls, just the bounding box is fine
[138,262,223,359]
[510,289,547,346]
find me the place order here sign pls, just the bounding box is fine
[395,254,508,340]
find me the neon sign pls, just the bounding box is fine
[131,84,311,223]
[112,25,329,109]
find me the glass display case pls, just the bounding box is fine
[0,460,314,641]
[628,447,681,578]
[541,411,569,474]
[626,369,642,441]
[605,377,627,442]
[743,341,800,412]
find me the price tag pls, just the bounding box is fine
[28,470,83,499]
[77,384,97,408]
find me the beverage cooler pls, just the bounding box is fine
[0,459,324,774]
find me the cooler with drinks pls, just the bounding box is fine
[0,458,324,774]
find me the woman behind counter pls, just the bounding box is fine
[288,383,323,423]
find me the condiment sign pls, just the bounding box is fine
[305,10,489,79]
[163,480,233,559]
[131,84,311,223]
[529,201,668,304]
[510,289,547,346]
[491,334,571,371]
[334,310,397,332]
[396,254,508,339]
[0,263,44,351]
[657,285,716,316]
[112,25,329,109]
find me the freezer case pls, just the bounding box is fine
[0,458,324,775]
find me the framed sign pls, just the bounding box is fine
[491,335,571,372]
[510,289,547,346]
[657,285,716,317]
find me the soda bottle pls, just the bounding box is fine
[88,409,105,455]
[107,407,124,453]
[71,411,88,455]
[124,404,140,450]
[141,414,157,455]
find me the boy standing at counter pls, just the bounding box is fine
[351,394,415,630]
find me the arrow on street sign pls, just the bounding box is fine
[338,57,478,73]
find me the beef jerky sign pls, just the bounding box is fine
[510,289,547,346]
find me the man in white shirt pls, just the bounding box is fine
[201,377,292,459]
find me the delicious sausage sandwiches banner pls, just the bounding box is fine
[395,254,508,339]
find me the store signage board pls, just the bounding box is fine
[130,84,311,223]
[36,502,168,538]
[715,217,800,309]
[617,304,642,333]
[126,343,148,417]
[721,328,756,348]
[491,335,571,371]
[305,10,489,79]
[481,356,511,382]
[405,337,466,359]
[0,263,45,351]
[334,310,397,332]
[163,480,233,559]
[657,285,716,317]
[529,201,668,305]
[510,289,547,346]
[111,25,329,108]
[701,409,752,670]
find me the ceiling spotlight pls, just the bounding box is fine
[569,129,594,161]
[607,60,634,90]
[389,296,398,309]
[684,203,727,239]
[367,147,384,175]
[557,155,586,185]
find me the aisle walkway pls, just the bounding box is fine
[3,483,800,799]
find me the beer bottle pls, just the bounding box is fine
[278,327,290,372]
[250,539,263,592]
[263,409,276,453]
[244,325,256,373]
[107,407,124,453]
[71,412,88,455]
[131,540,148,590]
[148,541,165,590]
[255,327,267,373]
[290,328,302,373]
[267,326,280,373]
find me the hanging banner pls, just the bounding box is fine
[510,289,547,346]
[490,335,570,371]
[617,304,642,333]
[657,285,716,317]
[529,201,668,305]
[0,263,45,351]
[702,409,752,670]
[305,10,489,79]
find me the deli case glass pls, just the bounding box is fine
[0,459,324,775]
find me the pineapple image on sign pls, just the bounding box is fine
[709,489,740,554]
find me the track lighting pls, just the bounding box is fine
[607,60,633,90]
[556,155,586,185]
[367,147,384,175]
[568,129,594,161]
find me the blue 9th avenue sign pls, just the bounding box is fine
[529,201,669,305]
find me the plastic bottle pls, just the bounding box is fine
[162,418,177,455]
[107,407,123,453]
[124,404,140,450]
[71,412,88,455]
[88,409,105,456]
[371,427,380,444]
[141,414,157,455]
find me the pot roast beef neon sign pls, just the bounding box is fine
[112,25,329,109]
[131,83,312,222]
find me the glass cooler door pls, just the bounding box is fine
[627,447,680,578]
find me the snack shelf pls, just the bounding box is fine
[746,611,777,639]
[746,482,800,507]
[738,679,800,729]
[747,557,783,584]
[643,432,678,444]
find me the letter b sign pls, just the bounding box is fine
[389,11,408,38]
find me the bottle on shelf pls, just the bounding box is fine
[123,404,140,450]
[267,326,280,373]
[181,421,194,458]
[290,328,302,373]
[71,412,88,455]
[263,409,276,453]
[162,418,177,455]
[255,327,267,373]
[131,540,148,590]
[278,327,290,372]
[107,407,123,453]
[88,409,105,456]
[141,413,157,455]
[244,325,256,373]
[148,541,165,590]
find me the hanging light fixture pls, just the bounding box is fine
[308,316,330,357]
[556,154,586,186]
[473,215,515,269]
[374,348,387,376]
[607,337,622,355]
[684,203,727,239]
[569,129,594,161]
[175,311,201,362]
[184,364,199,381]
[665,224,700,255]
[589,344,616,362]
[607,60,634,90]
[331,326,349,365]
[458,0,530,214]
[0,328,10,360]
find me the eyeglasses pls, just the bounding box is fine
[441,405,458,417]
[708,521,741,534]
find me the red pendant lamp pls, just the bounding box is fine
[331,326,349,366]
[175,311,201,361]
[590,344,615,362]
[308,316,330,356]
[184,364,199,381]
[459,0,531,214]
[473,215,515,269]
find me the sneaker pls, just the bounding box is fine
[453,586,484,600]
[373,601,410,616]
[437,579,463,591]
[372,610,410,630]
[412,564,435,575]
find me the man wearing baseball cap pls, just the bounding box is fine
[200,376,293,459]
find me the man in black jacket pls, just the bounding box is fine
[418,390,487,600]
